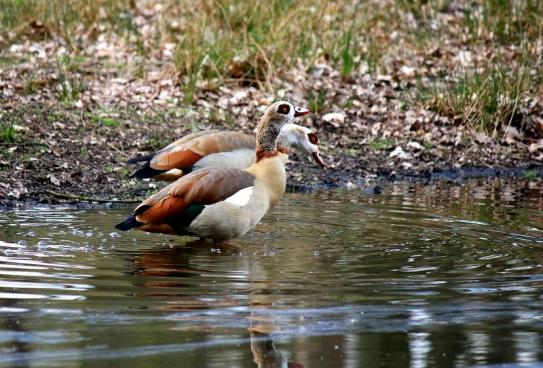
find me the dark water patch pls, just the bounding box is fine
[0,179,542,367]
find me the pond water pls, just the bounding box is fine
[0,179,542,367]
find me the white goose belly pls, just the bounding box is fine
[193,148,255,171]
[187,185,269,240]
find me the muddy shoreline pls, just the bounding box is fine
[2,162,541,210]
[1,100,541,209]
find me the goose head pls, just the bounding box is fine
[278,124,326,168]
[255,101,310,153]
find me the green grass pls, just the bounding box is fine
[0,0,382,89]
[23,76,39,95]
[345,147,361,158]
[0,122,17,143]
[396,0,543,135]
[419,64,530,135]
[56,56,86,105]
[0,0,134,48]
[422,141,433,150]
[59,54,85,73]
[340,24,355,77]
[523,170,540,181]
[1,0,542,135]
[100,117,121,128]
[0,106,21,144]
[0,54,25,66]
[307,90,327,115]
[470,0,543,45]
[369,138,395,151]
[57,76,85,105]
[145,130,170,151]
[2,1,541,86]
[85,109,123,128]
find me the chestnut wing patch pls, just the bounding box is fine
[150,148,204,171]
[124,168,256,235]
[129,131,255,179]
[149,132,254,171]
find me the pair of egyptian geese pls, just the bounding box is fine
[115,101,324,242]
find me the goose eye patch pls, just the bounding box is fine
[278,104,290,115]
[308,133,319,144]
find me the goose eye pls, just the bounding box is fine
[308,132,319,144]
[278,104,290,115]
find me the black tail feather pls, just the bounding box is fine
[115,216,143,231]
[130,162,167,179]
[127,153,156,164]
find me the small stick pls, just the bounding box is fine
[0,142,48,147]
[148,105,170,125]
[43,190,140,204]
[106,142,130,158]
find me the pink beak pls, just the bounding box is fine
[294,107,310,117]
[312,152,326,168]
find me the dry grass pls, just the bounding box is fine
[421,64,531,135]
[0,1,393,81]
[1,0,542,132]
[167,0,374,95]
[396,0,543,134]
[0,1,133,46]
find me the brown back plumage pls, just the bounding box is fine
[132,167,256,233]
[150,131,254,170]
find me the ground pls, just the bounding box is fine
[1,1,542,206]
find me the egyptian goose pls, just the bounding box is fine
[128,124,325,181]
[115,101,310,241]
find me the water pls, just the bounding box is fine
[0,179,542,367]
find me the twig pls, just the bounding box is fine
[148,104,170,125]
[44,190,140,204]
[106,142,131,158]
[0,142,48,147]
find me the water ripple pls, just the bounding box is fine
[0,181,542,367]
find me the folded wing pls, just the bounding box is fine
[129,131,254,179]
[116,167,256,235]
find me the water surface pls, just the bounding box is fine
[0,179,542,367]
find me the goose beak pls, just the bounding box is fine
[312,152,326,168]
[294,107,310,117]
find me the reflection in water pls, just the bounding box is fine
[514,331,540,363]
[408,332,431,368]
[249,331,282,368]
[0,179,542,367]
[468,332,490,365]
[132,242,303,367]
[1,301,30,368]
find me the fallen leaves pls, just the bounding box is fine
[1,0,543,205]
[322,112,345,128]
[528,140,543,153]
[389,146,412,160]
